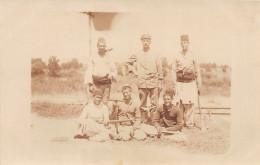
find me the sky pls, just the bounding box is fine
[0,0,259,66]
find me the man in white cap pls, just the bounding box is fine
[171,34,201,129]
[84,37,117,105]
[126,34,163,124]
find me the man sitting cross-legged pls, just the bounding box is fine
[74,89,118,142]
[110,84,147,141]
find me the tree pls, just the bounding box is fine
[60,58,83,70]
[47,56,60,77]
[31,58,46,76]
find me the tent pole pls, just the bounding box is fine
[88,12,92,58]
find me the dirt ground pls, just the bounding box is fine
[30,94,230,164]
[31,109,230,150]
[30,114,230,164]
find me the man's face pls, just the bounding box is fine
[141,39,151,49]
[122,88,132,100]
[181,41,189,51]
[97,42,106,53]
[93,95,102,105]
[163,95,173,107]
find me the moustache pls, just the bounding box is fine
[105,48,113,52]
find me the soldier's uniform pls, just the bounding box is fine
[127,34,163,123]
[112,84,147,141]
[151,89,187,142]
[152,103,183,132]
[171,35,201,128]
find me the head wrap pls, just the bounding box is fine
[93,89,103,96]
[180,34,189,42]
[121,84,132,92]
[140,34,151,40]
[97,37,106,44]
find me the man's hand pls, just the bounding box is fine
[85,83,94,94]
[156,127,162,134]
[170,81,176,92]
[103,121,109,126]
[108,74,115,81]
[130,128,135,137]
[97,119,104,124]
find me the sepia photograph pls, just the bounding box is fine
[1,0,260,165]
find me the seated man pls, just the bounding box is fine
[112,84,146,141]
[152,89,187,141]
[74,89,112,142]
[152,89,183,133]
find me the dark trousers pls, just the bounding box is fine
[93,83,111,105]
[138,88,159,123]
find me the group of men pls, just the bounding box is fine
[74,34,201,142]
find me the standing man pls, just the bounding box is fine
[171,34,201,128]
[126,34,163,123]
[84,37,117,105]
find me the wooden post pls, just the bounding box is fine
[88,12,93,58]
[80,11,94,58]
[80,11,94,102]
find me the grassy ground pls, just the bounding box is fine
[31,67,231,97]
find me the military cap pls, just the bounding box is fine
[121,84,132,91]
[163,88,175,98]
[97,37,106,44]
[92,89,103,96]
[140,34,151,40]
[180,34,189,42]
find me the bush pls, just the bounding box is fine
[47,56,60,77]
[61,58,84,70]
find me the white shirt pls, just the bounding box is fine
[84,52,117,84]
[79,102,109,123]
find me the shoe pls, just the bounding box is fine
[109,133,121,140]
[82,134,89,139]
[186,126,199,131]
[74,134,82,139]
[74,134,89,139]
[148,134,157,138]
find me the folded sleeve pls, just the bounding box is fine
[108,53,117,79]
[152,105,163,129]
[156,55,163,80]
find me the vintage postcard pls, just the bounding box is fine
[1,0,259,165]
